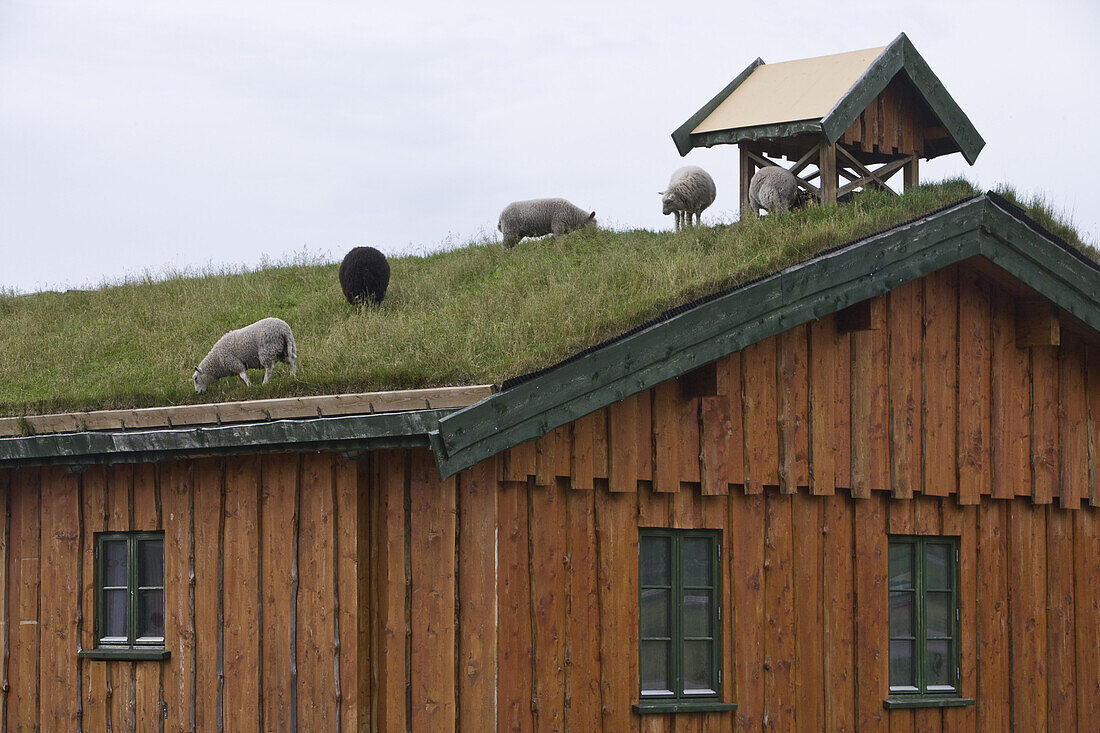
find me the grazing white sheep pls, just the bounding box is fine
[660,166,716,230]
[748,167,801,214]
[192,317,297,394]
[498,198,596,248]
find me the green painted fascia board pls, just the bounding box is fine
[671,57,764,156]
[893,35,985,164]
[0,409,453,467]
[434,198,996,477]
[978,201,1100,329]
[689,121,824,150]
[821,33,985,164]
[820,33,905,144]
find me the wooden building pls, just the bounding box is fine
[672,34,986,211]
[1,193,1098,731]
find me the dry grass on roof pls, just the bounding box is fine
[2,179,1089,418]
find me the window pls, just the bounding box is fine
[634,529,734,714]
[885,536,972,709]
[80,532,169,660]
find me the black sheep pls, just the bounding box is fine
[339,246,390,307]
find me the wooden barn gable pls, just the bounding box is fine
[431,192,1100,489]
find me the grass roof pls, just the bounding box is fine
[1,179,1093,418]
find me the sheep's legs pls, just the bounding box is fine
[263,366,273,385]
[238,372,251,386]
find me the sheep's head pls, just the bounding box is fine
[192,367,212,394]
[660,191,679,215]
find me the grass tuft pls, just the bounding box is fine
[2,179,1077,417]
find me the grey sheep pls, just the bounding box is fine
[661,166,716,230]
[497,198,596,248]
[192,317,298,394]
[748,167,801,214]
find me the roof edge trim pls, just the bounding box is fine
[671,57,764,156]
[0,408,456,468]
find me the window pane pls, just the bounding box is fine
[138,539,164,587]
[889,639,915,688]
[640,641,670,693]
[640,536,670,587]
[138,589,165,640]
[683,537,712,587]
[925,591,952,638]
[640,589,669,638]
[888,542,913,589]
[926,640,952,687]
[889,591,914,637]
[925,543,952,590]
[103,588,128,640]
[683,592,712,638]
[683,640,713,692]
[103,539,128,587]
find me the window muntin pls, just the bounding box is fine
[95,532,165,649]
[639,529,721,701]
[888,536,958,696]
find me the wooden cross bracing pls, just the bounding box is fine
[739,140,920,217]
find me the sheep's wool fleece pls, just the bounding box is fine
[662,166,716,213]
[198,317,296,377]
[498,198,594,247]
[748,167,800,213]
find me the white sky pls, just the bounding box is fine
[1,0,1097,294]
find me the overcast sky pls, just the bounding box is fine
[2,0,1097,294]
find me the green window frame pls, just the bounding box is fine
[79,531,169,661]
[634,529,735,714]
[885,535,973,709]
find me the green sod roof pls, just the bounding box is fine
[0,180,1092,419]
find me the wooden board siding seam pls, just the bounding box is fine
[402,451,413,729]
[289,459,301,730]
[451,472,461,733]
[216,465,226,733]
[256,461,266,733]
[187,464,198,732]
[330,459,343,731]
[526,482,541,729]
[75,471,85,731]
[0,473,9,730]
[1090,348,1100,507]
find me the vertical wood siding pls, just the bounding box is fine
[359,461,1099,731]
[355,265,1099,730]
[2,263,1099,730]
[0,453,361,731]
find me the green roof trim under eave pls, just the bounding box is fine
[686,120,824,153]
[672,33,985,165]
[432,195,1099,478]
[0,409,455,468]
[671,57,764,156]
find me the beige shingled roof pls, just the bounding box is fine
[692,45,886,134]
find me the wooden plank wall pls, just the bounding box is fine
[362,456,1099,731]
[839,74,931,158]
[356,263,1100,729]
[0,453,362,731]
